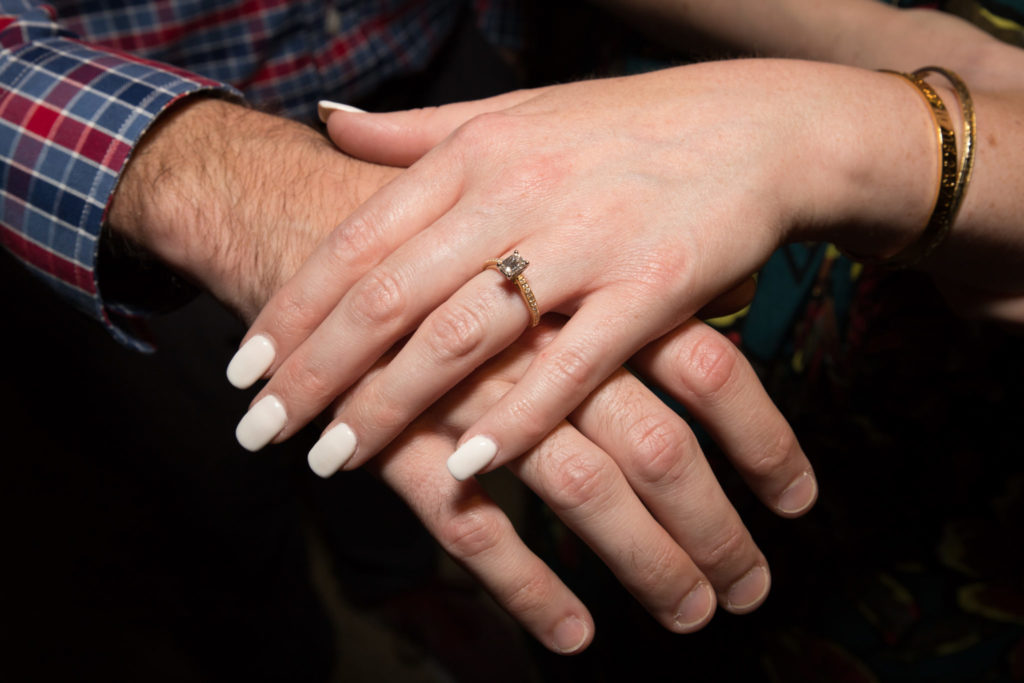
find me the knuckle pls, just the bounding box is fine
[627,414,696,487]
[454,111,512,147]
[504,396,552,443]
[451,114,563,197]
[280,355,333,402]
[327,213,382,270]
[632,542,687,598]
[348,267,407,327]
[747,428,800,480]
[423,299,489,364]
[438,507,508,561]
[498,571,552,619]
[542,449,615,513]
[354,382,408,434]
[676,330,741,403]
[447,112,583,214]
[271,286,315,341]
[501,156,562,199]
[541,343,594,396]
[603,244,688,295]
[629,255,682,294]
[693,524,748,575]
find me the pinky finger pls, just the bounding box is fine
[632,320,817,518]
[373,426,594,655]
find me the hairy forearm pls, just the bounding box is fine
[107,97,396,321]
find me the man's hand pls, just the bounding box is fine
[107,96,399,322]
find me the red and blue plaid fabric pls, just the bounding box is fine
[0,1,522,350]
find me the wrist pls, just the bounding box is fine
[108,97,315,314]
[784,65,948,261]
[107,97,393,321]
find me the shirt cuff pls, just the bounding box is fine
[0,23,241,351]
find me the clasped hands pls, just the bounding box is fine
[223,61,839,653]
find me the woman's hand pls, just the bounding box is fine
[180,80,818,647]
[230,59,934,478]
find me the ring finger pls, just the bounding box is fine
[306,241,594,475]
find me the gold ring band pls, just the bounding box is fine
[483,250,540,327]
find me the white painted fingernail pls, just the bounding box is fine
[446,436,498,481]
[235,396,287,452]
[317,100,365,123]
[307,423,357,478]
[226,335,276,389]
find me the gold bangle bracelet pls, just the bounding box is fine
[915,66,976,231]
[868,70,960,268]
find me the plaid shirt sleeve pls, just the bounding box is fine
[0,2,238,351]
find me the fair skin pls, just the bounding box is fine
[240,50,1024,485]
[107,97,813,652]
[237,1,1024,485]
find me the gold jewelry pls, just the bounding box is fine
[484,250,540,327]
[914,66,976,229]
[868,69,960,268]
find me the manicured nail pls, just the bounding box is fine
[226,334,276,389]
[552,616,589,654]
[317,100,366,123]
[674,582,715,631]
[235,396,287,452]
[777,471,818,515]
[725,566,770,613]
[307,423,357,478]
[446,436,498,481]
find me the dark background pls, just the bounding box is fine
[4,5,1023,682]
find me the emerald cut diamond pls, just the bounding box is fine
[497,251,529,278]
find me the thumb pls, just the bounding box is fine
[319,87,548,166]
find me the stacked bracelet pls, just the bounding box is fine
[917,66,977,229]
[864,67,976,268]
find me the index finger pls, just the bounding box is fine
[321,87,551,166]
[224,142,460,396]
[373,425,594,655]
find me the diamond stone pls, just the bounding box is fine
[498,251,529,278]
